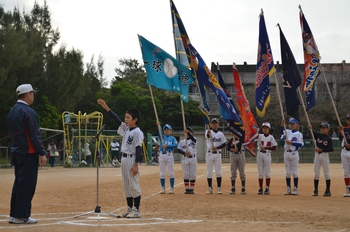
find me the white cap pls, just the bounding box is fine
[16,84,38,95]
[261,122,271,129]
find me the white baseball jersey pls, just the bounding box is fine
[118,122,144,155]
[117,122,144,198]
[177,138,197,156]
[281,129,304,151]
[205,129,226,178]
[257,134,278,151]
[206,129,226,151]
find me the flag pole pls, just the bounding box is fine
[319,62,347,145]
[180,99,189,153]
[297,87,317,147]
[148,85,164,143]
[275,23,289,140]
[137,34,164,143]
[319,64,341,125]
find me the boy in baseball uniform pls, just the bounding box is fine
[339,114,350,197]
[257,122,277,195]
[227,133,246,194]
[97,99,144,218]
[177,127,197,194]
[281,118,304,195]
[205,118,227,194]
[308,122,333,197]
[157,123,178,194]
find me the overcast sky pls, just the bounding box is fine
[2,0,350,85]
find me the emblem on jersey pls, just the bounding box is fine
[127,135,134,145]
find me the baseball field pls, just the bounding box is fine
[0,162,349,232]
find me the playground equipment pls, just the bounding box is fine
[62,111,150,167]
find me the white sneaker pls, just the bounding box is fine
[206,187,213,194]
[12,217,38,224]
[169,188,174,194]
[122,207,132,217]
[343,189,350,197]
[126,208,141,218]
[284,187,291,195]
[217,187,222,194]
[8,216,14,223]
[291,187,298,195]
[160,187,166,194]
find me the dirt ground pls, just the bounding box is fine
[0,162,350,232]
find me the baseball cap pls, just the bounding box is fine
[211,118,219,123]
[163,124,172,130]
[261,122,271,129]
[186,127,194,133]
[16,84,38,95]
[346,114,350,119]
[320,122,330,128]
[289,117,299,124]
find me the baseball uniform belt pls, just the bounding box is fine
[122,153,133,157]
[208,151,221,154]
[187,155,195,158]
[343,147,350,151]
[161,151,172,155]
[234,152,239,154]
[260,150,267,153]
[287,150,293,152]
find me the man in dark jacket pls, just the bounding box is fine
[6,84,47,224]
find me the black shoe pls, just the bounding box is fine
[257,188,263,195]
[230,187,236,194]
[241,188,246,195]
[312,190,318,196]
[184,189,190,194]
[264,188,270,195]
[323,189,331,197]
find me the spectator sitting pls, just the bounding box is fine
[112,156,120,168]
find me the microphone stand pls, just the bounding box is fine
[73,124,120,220]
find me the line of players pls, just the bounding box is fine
[156,114,350,197]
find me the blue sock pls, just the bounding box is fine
[160,178,165,188]
[286,178,291,187]
[170,177,175,188]
[294,177,298,188]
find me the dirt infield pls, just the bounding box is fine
[0,162,350,232]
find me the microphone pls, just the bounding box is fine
[95,124,107,138]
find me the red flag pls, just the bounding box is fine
[233,64,259,157]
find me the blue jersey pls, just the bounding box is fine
[159,129,177,152]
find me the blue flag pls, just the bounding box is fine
[217,64,245,142]
[189,44,242,125]
[170,0,210,123]
[139,35,194,102]
[256,12,275,117]
[279,25,302,122]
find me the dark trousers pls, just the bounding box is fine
[10,153,39,219]
[49,156,55,167]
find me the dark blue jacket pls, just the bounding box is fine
[6,101,46,156]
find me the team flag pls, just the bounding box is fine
[189,44,242,125]
[256,11,275,117]
[170,0,210,123]
[233,64,259,157]
[139,35,194,102]
[217,64,245,142]
[279,25,302,122]
[299,5,320,110]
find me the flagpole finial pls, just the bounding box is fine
[259,9,264,17]
[299,5,303,12]
[276,23,280,28]
[233,62,236,68]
